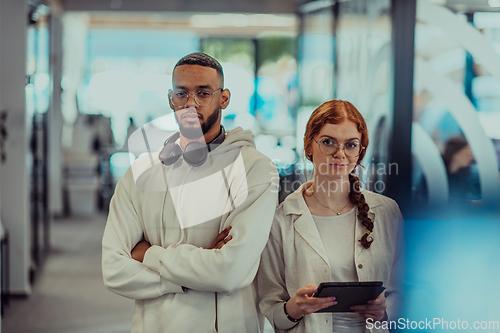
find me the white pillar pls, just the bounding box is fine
[0,0,3,325]
[0,0,32,295]
[48,15,64,217]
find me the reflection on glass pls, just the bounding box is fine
[413,1,500,205]
[202,36,299,170]
[315,0,393,193]
[442,136,480,200]
[297,5,335,178]
[201,38,256,132]
[110,152,136,184]
[64,25,199,148]
[255,35,297,135]
[300,8,334,106]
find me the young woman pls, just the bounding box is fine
[257,100,403,333]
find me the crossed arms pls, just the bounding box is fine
[102,168,278,300]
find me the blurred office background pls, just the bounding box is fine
[0,0,499,332]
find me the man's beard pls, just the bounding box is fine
[177,106,220,140]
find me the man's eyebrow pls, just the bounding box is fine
[197,84,213,89]
[173,84,214,90]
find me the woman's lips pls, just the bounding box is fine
[331,163,347,168]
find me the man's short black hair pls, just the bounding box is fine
[174,52,224,84]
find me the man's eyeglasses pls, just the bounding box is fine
[314,138,365,157]
[169,88,223,108]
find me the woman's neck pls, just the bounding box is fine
[313,175,350,206]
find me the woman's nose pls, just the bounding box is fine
[332,145,346,158]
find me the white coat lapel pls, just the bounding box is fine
[294,212,330,267]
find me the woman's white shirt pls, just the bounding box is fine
[312,209,357,282]
[313,210,368,333]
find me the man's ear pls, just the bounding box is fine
[220,89,230,110]
[167,93,175,110]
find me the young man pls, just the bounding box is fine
[102,52,279,332]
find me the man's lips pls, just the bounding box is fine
[179,107,199,120]
[182,113,200,119]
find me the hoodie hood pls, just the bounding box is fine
[208,127,255,157]
[131,126,256,192]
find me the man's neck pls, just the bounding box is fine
[179,124,222,149]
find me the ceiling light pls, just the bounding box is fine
[489,0,500,7]
[428,0,446,4]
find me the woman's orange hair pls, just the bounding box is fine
[304,99,368,164]
[303,100,374,249]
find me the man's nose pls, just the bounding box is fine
[185,94,198,108]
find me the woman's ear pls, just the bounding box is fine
[307,150,314,161]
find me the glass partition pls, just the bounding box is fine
[412,1,500,207]
[334,0,393,193]
[296,2,336,186]
[297,0,394,194]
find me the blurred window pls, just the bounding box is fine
[412,1,500,205]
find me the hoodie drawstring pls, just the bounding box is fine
[160,164,174,247]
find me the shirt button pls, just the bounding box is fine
[358,264,363,268]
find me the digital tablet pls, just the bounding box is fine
[313,281,385,313]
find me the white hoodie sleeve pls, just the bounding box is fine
[141,164,279,294]
[102,175,185,299]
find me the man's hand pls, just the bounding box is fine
[350,293,387,321]
[131,241,151,262]
[209,226,232,249]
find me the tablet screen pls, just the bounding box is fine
[313,281,385,312]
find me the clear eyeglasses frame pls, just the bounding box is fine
[314,138,365,157]
[168,88,223,108]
